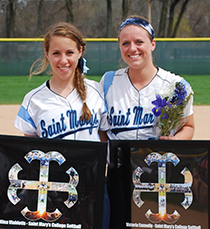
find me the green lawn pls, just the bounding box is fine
[0,75,209,105]
[183,75,210,105]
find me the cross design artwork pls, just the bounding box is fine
[7,150,79,222]
[132,152,193,223]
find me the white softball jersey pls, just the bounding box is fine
[14,78,109,141]
[100,67,193,140]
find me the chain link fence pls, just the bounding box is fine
[0,38,210,76]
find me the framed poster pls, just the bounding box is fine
[0,135,107,229]
[108,140,209,229]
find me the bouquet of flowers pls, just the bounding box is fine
[151,80,193,137]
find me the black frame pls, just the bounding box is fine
[0,135,107,229]
[108,140,210,229]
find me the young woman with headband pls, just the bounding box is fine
[100,15,194,228]
[101,15,194,141]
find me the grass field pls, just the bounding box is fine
[0,75,209,105]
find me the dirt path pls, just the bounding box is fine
[0,105,210,140]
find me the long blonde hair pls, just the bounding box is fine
[30,22,92,121]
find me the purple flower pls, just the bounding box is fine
[161,113,169,119]
[152,107,162,117]
[170,82,187,105]
[151,95,168,117]
[151,81,191,137]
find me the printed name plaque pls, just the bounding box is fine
[0,135,107,229]
[108,140,209,229]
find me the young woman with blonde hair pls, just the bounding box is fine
[14,22,108,141]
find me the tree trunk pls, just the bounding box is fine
[167,0,180,37]
[6,0,16,38]
[172,0,190,37]
[158,0,168,38]
[66,0,74,23]
[106,0,112,38]
[148,0,152,23]
[36,0,44,36]
[122,0,130,20]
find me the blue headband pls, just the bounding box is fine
[119,17,155,39]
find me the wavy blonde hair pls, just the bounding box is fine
[30,22,91,121]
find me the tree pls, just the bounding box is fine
[122,0,130,20]
[158,0,191,38]
[171,0,190,37]
[106,0,112,37]
[187,0,210,37]
[66,0,73,23]
[0,0,209,38]
[158,0,168,37]
[6,0,16,37]
[148,0,152,23]
[36,0,44,36]
[167,0,180,37]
